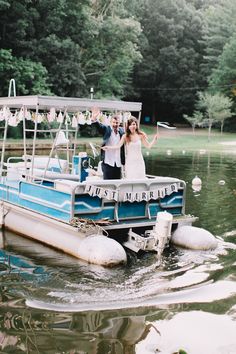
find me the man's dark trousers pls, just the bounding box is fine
[102,162,121,179]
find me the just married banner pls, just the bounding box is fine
[84,183,180,202]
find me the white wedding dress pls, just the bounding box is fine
[125,139,146,179]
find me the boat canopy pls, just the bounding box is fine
[0,95,142,113]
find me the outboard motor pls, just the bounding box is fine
[72,152,89,182]
[154,211,173,258]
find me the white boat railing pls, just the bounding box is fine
[0,79,16,177]
[0,98,141,174]
[0,93,142,183]
[8,79,16,98]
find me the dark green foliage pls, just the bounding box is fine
[0,0,141,98]
[0,49,51,96]
[0,0,235,130]
[79,124,102,137]
[7,122,23,139]
[209,36,236,97]
[200,0,236,80]
[132,0,207,122]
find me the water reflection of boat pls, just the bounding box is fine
[0,95,198,266]
[0,306,159,354]
[0,231,46,279]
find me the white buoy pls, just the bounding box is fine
[166,149,172,156]
[192,184,202,192]
[192,176,202,186]
[218,180,225,186]
[199,149,206,155]
[171,225,217,250]
[182,150,186,155]
[77,235,127,266]
[146,151,150,156]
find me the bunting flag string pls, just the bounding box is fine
[84,183,180,202]
[0,106,132,127]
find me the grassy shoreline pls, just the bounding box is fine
[143,126,236,155]
[2,126,236,155]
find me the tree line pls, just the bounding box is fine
[0,0,236,129]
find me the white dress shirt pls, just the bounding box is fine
[104,129,121,167]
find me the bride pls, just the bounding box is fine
[102,116,158,179]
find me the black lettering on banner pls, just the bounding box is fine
[94,187,101,196]
[142,192,147,200]
[86,185,92,193]
[160,189,165,198]
[103,189,108,197]
[125,192,132,201]
[85,183,178,201]
[111,191,117,199]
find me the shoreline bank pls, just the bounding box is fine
[1,127,236,154]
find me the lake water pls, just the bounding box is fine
[1,150,236,354]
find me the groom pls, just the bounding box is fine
[91,114,125,179]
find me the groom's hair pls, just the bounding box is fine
[111,115,120,121]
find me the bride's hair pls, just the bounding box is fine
[125,116,145,142]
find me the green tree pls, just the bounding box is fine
[0,49,51,96]
[183,111,203,133]
[217,107,234,134]
[200,0,236,81]
[209,35,236,98]
[83,0,142,98]
[0,0,141,98]
[196,91,234,140]
[132,0,206,121]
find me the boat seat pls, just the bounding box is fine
[21,156,69,173]
[5,157,69,181]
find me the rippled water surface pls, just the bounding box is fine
[1,150,236,353]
